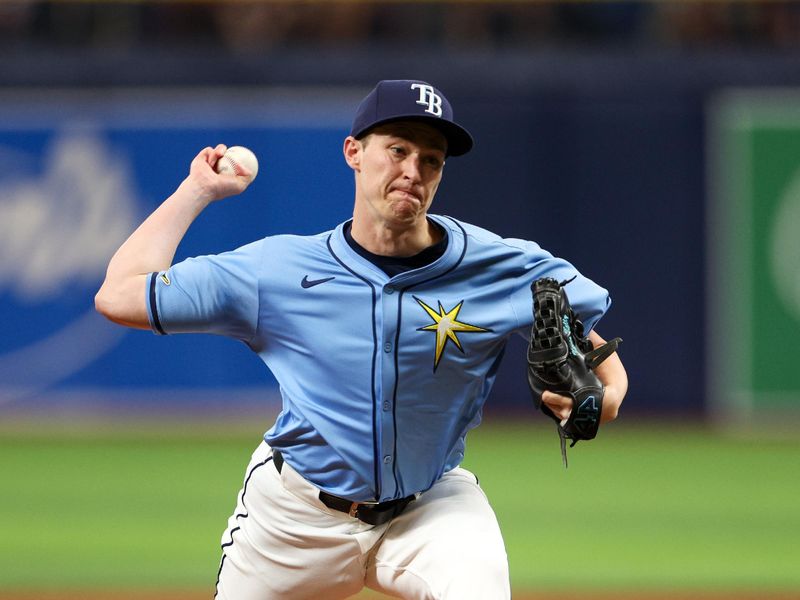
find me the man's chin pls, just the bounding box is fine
[390,203,425,225]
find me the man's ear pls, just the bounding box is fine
[343,136,362,171]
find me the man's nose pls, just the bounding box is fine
[402,157,422,182]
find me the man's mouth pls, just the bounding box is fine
[391,187,422,202]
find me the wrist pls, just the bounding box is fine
[175,177,215,211]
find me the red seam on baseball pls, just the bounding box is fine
[228,158,243,176]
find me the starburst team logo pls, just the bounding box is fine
[414,296,492,371]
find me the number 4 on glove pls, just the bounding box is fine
[526,277,622,467]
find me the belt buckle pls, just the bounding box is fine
[348,500,380,519]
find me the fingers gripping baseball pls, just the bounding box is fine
[188,145,258,204]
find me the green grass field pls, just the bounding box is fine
[1,419,798,596]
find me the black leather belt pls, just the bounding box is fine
[272,449,415,526]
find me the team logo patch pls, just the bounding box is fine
[160,273,171,285]
[414,296,492,371]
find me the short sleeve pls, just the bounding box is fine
[146,239,263,343]
[507,239,611,336]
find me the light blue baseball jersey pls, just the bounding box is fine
[147,214,610,502]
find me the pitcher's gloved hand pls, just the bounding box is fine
[526,277,622,467]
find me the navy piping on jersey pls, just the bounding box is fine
[389,217,469,494]
[325,234,383,500]
[214,455,273,598]
[339,219,460,498]
[149,272,166,335]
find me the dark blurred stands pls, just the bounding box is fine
[2,1,800,56]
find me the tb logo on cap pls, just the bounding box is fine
[411,83,443,117]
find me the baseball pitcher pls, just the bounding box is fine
[96,80,628,600]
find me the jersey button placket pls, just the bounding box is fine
[378,284,400,501]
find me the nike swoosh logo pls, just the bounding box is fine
[301,275,335,289]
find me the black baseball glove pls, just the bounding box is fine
[526,277,621,467]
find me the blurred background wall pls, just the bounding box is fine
[2,0,800,428]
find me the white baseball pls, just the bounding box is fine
[215,146,259,184]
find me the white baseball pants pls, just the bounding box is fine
[214,441,511,600]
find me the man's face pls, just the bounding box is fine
[348,121,447,228]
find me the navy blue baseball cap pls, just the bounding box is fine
[350,80,474,157]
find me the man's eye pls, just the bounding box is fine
[425,157,443,169]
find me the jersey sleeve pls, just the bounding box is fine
[146,239,263,343]
[509,239,611,335]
